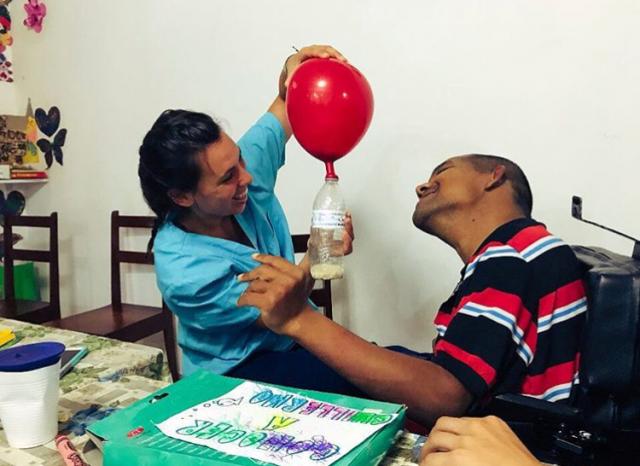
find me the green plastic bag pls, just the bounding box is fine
[0,262,40,300]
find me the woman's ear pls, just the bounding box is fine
[168,189,194,208]
[485,164,507,191]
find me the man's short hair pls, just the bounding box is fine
[467,154,533,217]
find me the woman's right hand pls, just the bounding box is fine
[342,211,354,256]
[279,44,347,99]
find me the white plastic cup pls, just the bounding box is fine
[0,342,64,448]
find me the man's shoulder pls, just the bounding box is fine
[474,218,574,263]
[484,221,583,300]
[506,222,573,262]
[461,219,581,296]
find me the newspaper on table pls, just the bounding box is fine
[156,381,398,466]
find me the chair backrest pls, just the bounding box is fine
[2,213,60,313]
[111,210,156,310]
[569,245,640,431]
[292,234,333,320]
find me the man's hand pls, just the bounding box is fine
[237,254,312,335]
[419,416,540,466]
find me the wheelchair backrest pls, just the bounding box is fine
[571,245,640,430]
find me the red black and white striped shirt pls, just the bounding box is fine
[432,218,586,403]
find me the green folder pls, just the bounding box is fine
[88,370,406,465]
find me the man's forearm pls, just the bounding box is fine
[236,252,470,425]
[287,307,472,426]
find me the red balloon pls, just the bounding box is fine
[286,58,374,167]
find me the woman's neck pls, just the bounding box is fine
[178,211,251,246]
[178,211,228,238]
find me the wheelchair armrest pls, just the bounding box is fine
[488,394,583,425]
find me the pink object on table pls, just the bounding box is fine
[23,0,46,33]
[55,434,88,466]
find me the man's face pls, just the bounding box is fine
[412,156,486,233]
[183,132,253,219]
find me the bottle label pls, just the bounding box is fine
[311,210,344,228]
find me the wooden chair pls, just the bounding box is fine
[0,213,60,324]
[46,211,179,381]
[292,234,333,320]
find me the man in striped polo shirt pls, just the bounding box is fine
[238,154,587,427]
[425,156,586,405]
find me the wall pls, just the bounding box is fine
[0,83,18,112]
[4,0,639,350]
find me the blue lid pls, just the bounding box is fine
[0,342,65,372]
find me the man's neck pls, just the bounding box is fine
[446,208,526,263]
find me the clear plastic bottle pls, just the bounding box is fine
[309,176,346,280]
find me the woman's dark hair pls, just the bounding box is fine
[138,109,221,251]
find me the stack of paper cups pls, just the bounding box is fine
[0,342,65,448]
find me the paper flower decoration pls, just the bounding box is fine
[23,0,46,33]
[0,6,10,30]
[0,6,12,53]
[0,32,11,52]
[0,53,12,82]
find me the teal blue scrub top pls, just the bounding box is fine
[154,113,296,376]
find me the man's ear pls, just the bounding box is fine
[485,165,507,191]
[168,189,194,208]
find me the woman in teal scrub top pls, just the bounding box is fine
[137,45,360,394]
